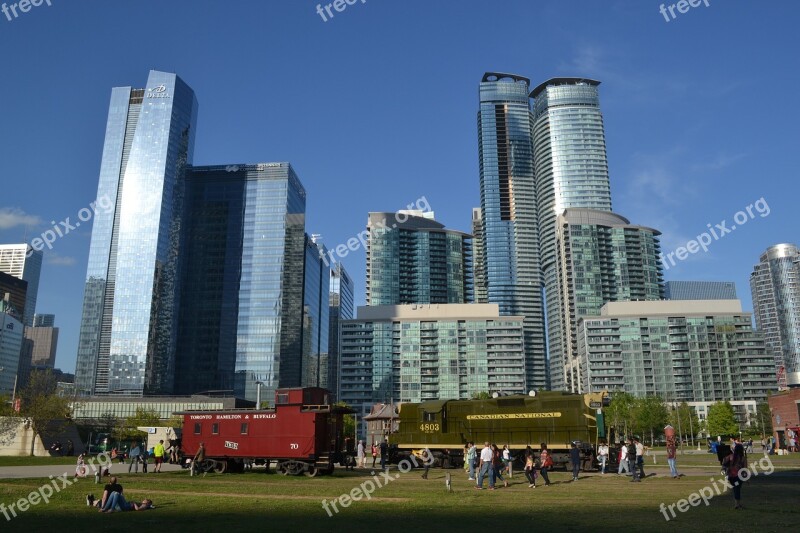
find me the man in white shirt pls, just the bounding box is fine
[597,442,609,474]
[475,442,495,490]
[617,441,630,475]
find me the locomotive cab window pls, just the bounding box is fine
[241,423,249,435]
[423,412,437,422]
[194,423,201,435]
[212,423,219,435]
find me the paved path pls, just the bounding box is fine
[0,463,184,479]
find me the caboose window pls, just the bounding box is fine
[212,423,219,435]
[277,393,289,405]
[241,423,249,435]
[194,423,201,435]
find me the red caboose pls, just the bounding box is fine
[180,387,350,476]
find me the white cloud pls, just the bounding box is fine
[44,253,77,267]
[0,207,41,229]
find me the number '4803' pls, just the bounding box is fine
[419,423,440,432]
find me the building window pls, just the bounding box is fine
[194,423,201,435]
[212,423,219,435]
[241,423,249,435]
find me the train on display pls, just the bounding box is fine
[179,387,352,476]
[178,387,614,476]
[389,390,612,469]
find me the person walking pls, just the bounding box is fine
[191,442,206,476]
[722,443,747,509]
[539,443,552,486]
[570,442,581,481]
[475,442,494,490]
[128,443,141,474]
[379,438,388,471]
[153,440,166,473]
[357,440,365,468]
[618,440,630,475]
[491,444,508,487]
[502,445,513,478]
[666,439,679,479]
[420,448,431,479]
[524,450,537,488]
[634,437,646,479]
[629,439,641,482]
[597,440,609,474]
[371,442,378,468]
[466,442,477,481]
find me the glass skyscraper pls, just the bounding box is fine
[328,262,354,400]
[471,207,488,303]
[75,71,198,395]
[552,209,664,391]
[177,163,307,402]
[0,244,42,327]
[665,281,738,300]
[366,211,473,306]
[302,235,331,390]
[750,244,800,388]
[477,73,545,390]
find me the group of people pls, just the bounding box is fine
[465,442,561,490]
[616,436,648,481]
[86,476,154,513]
[355,439,389,470]
[125,440,168,474]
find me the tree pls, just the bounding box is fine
[113,407,161,446]
[633,396,669,446]
[18,370,72,455]
[471,392,492,400]
[606,391,636,440]
[747,402,773,439]
[0,393,19,447]
[334,402,356,441]
[97,411,118,434]
[706,401,739,439]
[668,402,700,447]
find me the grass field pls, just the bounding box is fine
[1,459,798,532]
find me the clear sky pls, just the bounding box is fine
[0,0,797,375]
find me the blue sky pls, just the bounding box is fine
[0,0,797,374]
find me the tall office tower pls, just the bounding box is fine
[365,211,473,306]
[24,319,59,367]
[75,71,198,396]
[665,281,737,300]
[551,209,664,391]
[32,314,55,328]
[471,208,488,303]
[328,262,354,400]
[477,73,545,389]
[0,295,23,394]
[750,244,800,388]
[175,163,307,402]
[302,235,331,389]
[0,271,27,322]
[0,244,42,326]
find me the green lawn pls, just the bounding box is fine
[1,463,798,532]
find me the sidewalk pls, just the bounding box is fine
[0,463,183,479]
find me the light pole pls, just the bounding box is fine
[255,381,263,409]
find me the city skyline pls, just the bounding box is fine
[0,1,795,375]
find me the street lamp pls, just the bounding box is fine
[255,381,263,409]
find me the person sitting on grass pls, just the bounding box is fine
[87,476,123,510]
[100,493,153,513]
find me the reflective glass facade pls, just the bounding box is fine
[477,73,545,389]
[471,207,488,303]
[0,244,42,326]
[578,303,777,402]
[366,212,473,305]
[665,281,738,300]
[750,244,800,387]
[75,71,198,395]
[551,209,664,391]
[302,236,331,389]
[328,262,354,400]
[339,304,525,415]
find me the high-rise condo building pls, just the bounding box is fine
[578,300,777,402]
[551,209,664,391]
[175,163,307,402]
[0,244,42,326]
[665,281,738,300]
[329,262,354,400]
[477,73,545,389]
[750,244,800,388]
[75,70,199,395]
[365,211,473,306]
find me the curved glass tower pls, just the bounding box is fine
[477,73,546,390]
[750,244,800,387]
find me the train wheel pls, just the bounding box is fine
[278,462,289,475]
[304,466,319,478]
[213,460,227,474]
